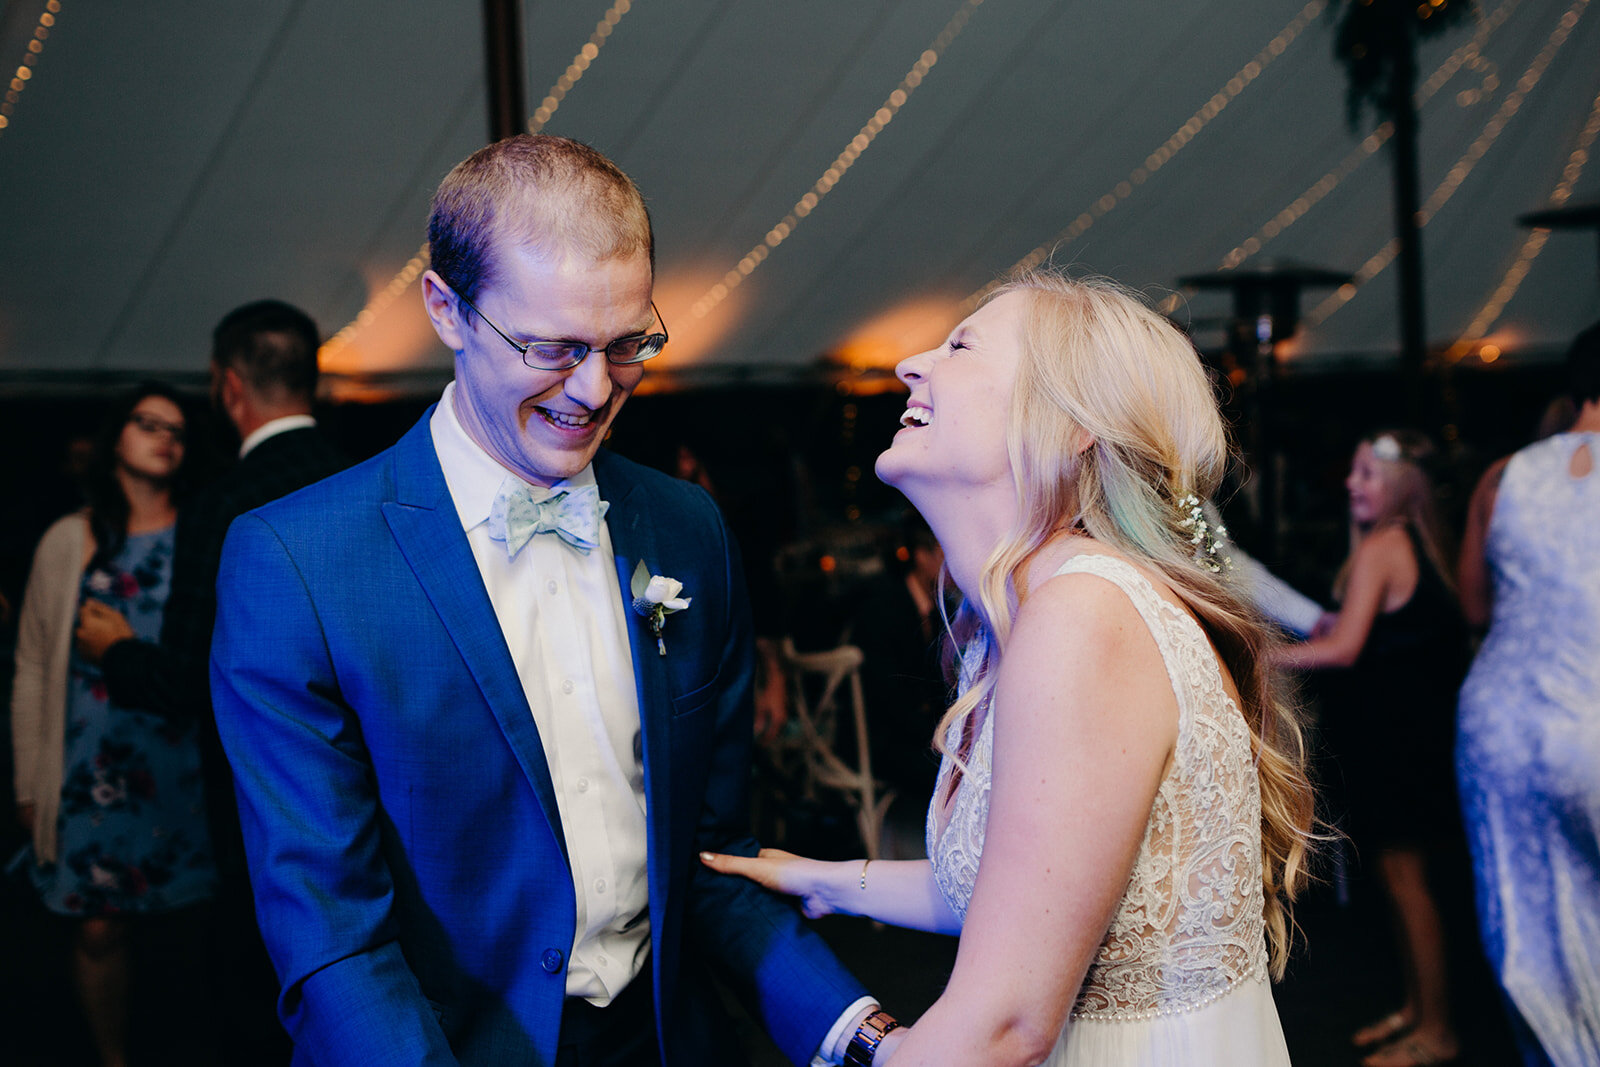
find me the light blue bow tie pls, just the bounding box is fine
[487,480,609,557]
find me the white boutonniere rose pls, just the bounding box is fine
[631,562,692,656]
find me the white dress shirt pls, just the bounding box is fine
[238,412,317,458]
[431,383,649,1006]
[430,383,872,1057]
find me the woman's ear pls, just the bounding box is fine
[1071,429,1096,457]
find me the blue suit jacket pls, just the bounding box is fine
[210,412,866,1065]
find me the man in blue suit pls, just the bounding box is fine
[210,135,888,1065]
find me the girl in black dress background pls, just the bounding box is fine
[1274,429,1469,1067]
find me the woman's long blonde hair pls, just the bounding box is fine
[933,270,1314,978]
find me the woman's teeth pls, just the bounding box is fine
[900,407,930,428]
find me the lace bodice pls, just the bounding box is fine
[927,554,1269,1021]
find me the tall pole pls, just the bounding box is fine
[1387,8,1427,419]
[483,0,526,142]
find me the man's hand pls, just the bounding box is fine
[76,600,136,665]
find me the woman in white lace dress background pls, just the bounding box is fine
[704,271,1315,1066]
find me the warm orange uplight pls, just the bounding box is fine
[318,267,447,380]
[651,265,748,366]
[828,294,964,373]
[819,555,838,573]
[1479,343,1501,363]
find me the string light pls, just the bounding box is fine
[1307,0,1590,325]
[966,0,1327,312]
[0,1,61,138]
[1220,0,1520,270]
[690,0,989,321]
[323,0,637,361]
[1446,80,1600,359]
[529,0,631,130]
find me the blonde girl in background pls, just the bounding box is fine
[1276,430,1469,1067]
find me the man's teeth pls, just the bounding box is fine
[900,407,931,428]
[543,408,593,428]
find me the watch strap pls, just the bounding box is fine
[843,1008,901,1066]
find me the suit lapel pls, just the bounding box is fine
[594,452,674,926]
[381,413,568,862]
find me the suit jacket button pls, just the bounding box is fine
[541,949,564,974]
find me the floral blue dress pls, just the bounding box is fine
[30,525,217,915]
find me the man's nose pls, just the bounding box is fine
[564,351,615,409]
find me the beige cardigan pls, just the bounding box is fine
[10,512,92,864]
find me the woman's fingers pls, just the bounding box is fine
[700,849,799,893]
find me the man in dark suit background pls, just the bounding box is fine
[75,300,346,1062]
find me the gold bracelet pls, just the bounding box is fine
[859,859,870,891]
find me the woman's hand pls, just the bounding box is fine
[75,600,135,665]
[699,848,849,919]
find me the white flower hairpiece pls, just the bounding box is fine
[1175,493,1233,575]
[1370,434,1403,462]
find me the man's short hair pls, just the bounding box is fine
[1568,320,1600,407]
[212,300,321,404]
[427,134,654,309]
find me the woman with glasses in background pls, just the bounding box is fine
[11,382,217,1067]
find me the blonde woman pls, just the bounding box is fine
[704,272,1314,1066]
[1275,430,1468,1067]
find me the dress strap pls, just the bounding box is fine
[1051,554,1178,638]
[1049,553,1198,733]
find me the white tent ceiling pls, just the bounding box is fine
[1,0,1597,395]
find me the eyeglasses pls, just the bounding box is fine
[444,281,667,371]
[127,411,186,443]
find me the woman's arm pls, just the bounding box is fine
[698,852,962,935]
[1457,458,1507,629]
[1272,525,1408,670]
[882,570,1180,1066]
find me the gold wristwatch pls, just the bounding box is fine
[843,1008,901,1066]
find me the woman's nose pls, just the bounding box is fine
[895,348,932,387]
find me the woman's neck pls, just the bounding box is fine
[1571,400,1600,434]
[118,468,176,534]
[913,485,1015,601]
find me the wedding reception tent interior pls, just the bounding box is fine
[1,0,1597,399]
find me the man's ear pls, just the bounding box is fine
[219,366,246,417]
[421,270,467,352]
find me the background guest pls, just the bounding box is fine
[844,516,947,815]
[72,300,345,1064]
[1456,321,1600,1067]
[1275,429,1469,1067]
[10,382,215,1067]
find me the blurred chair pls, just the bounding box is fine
[776,638,896,860]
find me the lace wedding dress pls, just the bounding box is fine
[927,555,1290,1065]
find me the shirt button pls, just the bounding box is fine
[576,777,590,793]
[596,954,609,968]
[562,679,575,695]
[546,580,558,595]
[540,948,564,974]
[594,878,607,894]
